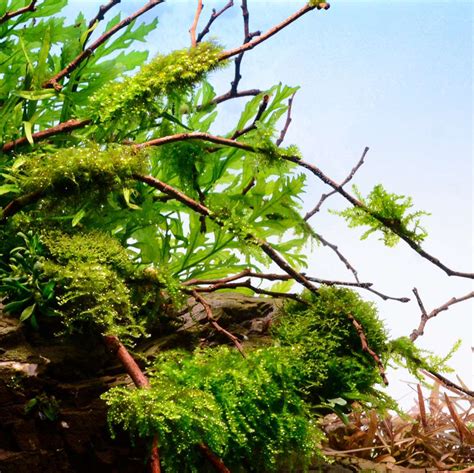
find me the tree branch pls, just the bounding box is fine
[42,0,164,90]
[347,314,389,385]
[1,190,44,222]
[85,0,122,46]
[0,0,37,25]
[410,288,474,341]
[276,92,296,147]
[231,94,269,139]
[211,88,262,106]
[196,0,234,44]
[219,2,330,61]
[1,118,91,153]
[134,131,474,279]
[305,146,369,220]
[189,0,204,47]
[191,290,246,356]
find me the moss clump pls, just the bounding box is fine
[103,346,323,472]
[89,42,225,124]
[274,286,389,405]
[12,144,147,196]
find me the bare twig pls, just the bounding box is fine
[191,290,246,356]
[276,92,296,147]
[231,94,269,139]
[196,0,234,44]
[1,190,44,222]
[219,2,330,61]
[0,0,37,25]
[305,146,369,220]
[197,444,231,473]
[347,314,389,385]
[313,231,361,283]
[85,0,122,45]
[103,334,161,472]
[133,173,319,293]
[211,88,262,106]
[135,132,474,279]
[422,370,474,398]
[410,289,474,341]
[43,0,164,90]
[189,0,204,47]
[2,118,91,153]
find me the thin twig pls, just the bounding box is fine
[1,118,91,153]
[347,314,389,385]
[211,88,261,106]
[134,131,474,279]
[1,190,44,222]
[410,289,474,341]
[0,0,37,25]
[313,231,360,283]
[231,94,269,139]
[276,92,296,147]
[422,370,474,398]
[191,290,246,356]
[196,0,234,44]
[219,2,330,61]
[193,279,307,304]
[43,0,164,90]
[85,0,122,45]
[133,173,319,293]
[189,0,204,47]
[305,146,369,220]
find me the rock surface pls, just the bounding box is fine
[0,294,279,472]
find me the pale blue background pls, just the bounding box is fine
[68,0,472,406]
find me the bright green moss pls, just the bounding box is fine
[274,286,390,404]
[103,346,324,472]
[89,42,226,124]
[12,144,147,195]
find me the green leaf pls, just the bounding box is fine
[123,188,141,210]
[72,208,86,227]
[14,90,57,101]
[20,303,36,322]
[23,121,33,145]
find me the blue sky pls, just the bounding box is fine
[69,1,472,405]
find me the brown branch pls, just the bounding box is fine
[284,155,474,280]
[219,2,330,61]
[189,0,204,47]
[305,146,369,220]
[211,88,262,106]
[43,0,164,90]
[313,231,360,283]
[410,288,474,341]
[1,190,44,222]
[0,0,37,25]
[422,369,474,398]
[134,131,474,279]
[347,314,388,385]
[193,279,306,304]
[196,0,234,44]
[102,335,161,472]
[133,173,318,293]
[191,290,246,356]
[84,0,122,46]
[231,94,269,139]
[1,118,91,153]
[197,444,231,473]
[276,92,296,147]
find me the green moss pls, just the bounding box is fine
[103,346,323,472]
[89,42,225,124]
[12,143,147,195]
[274,286,389,405]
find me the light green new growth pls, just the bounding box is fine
[12,144,147,195]
[334,184,430,247]
[89,42,225,123]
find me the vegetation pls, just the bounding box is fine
[0,1,471,472]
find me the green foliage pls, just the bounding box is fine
[103,346,324,472]
[334,184,430,247]
[24,393,60,421]
[274,286,390,406]
[88,42,225,125]
[388,336,459,382]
